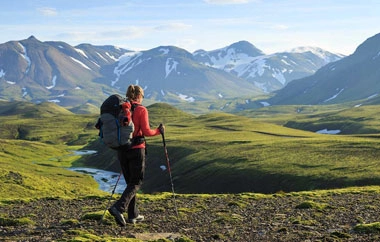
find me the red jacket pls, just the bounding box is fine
[131,102,160,149]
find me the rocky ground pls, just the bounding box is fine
[1,191,380,241]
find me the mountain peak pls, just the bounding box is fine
[289,46,345,62]
[27,35,38,41]
[228,40,264,56]
[289,46,323,53]
[353,33,380,58]
[22,35,42,45]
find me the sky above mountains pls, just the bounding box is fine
[1,0,380,55]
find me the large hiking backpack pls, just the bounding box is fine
[96,94,135,150]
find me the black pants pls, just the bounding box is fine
[114,148,145,219]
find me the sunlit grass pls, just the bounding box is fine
[3,101,380,199]
[0,139,106,202]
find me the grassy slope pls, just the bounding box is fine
[79,102,380,194]
[0,101,106,202]
[148,113,380,193]
[3,100,380,197]
[3,101,380,241]
[0,139,106,201]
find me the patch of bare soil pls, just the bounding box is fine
[1,192,380,241]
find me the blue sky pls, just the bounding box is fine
[1,0,380,55]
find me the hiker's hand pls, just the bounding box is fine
[158,123,165,134]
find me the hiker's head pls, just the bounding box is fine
[126,85,144,102]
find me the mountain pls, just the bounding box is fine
[193,41,344,92]
[109,45,263,101]
[0,36,129,107]
[266,33,380,105]
[0,36,343,111]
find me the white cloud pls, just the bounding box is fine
[37,7,58,16]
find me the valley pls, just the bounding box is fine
[2,101,380,240]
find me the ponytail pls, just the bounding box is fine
[126,85,144,101]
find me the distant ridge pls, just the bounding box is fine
[266,32,380,105]
[0,36,343,112]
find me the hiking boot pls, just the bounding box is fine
[128,215,144,224]
[108,206,126,226]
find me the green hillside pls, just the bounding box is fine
[2,100,380,196]
[0,139,106,201]
[0,101,96,145]
[244,104,380,134]
[0,101,105,201]
[79,102,380,194]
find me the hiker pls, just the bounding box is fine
[108,84,165,226]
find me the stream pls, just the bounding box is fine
[68,150,126,194]
[68,149,167,194]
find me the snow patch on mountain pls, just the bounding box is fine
[118,52,142,66]
[260,101,271,107]
[254,81,268,93]
[96,52,108,62]
[289,46,343,63]
[271,69,286,85]
[178,93,195,102]
[70,57,91,70]
[159,48,169,55]
[46,75,57,89]
[22,87,27,97]
[165,58,179,78]
[209,48,255,69]
[281,58,292,66]
[91,60,100,68]
[75,48,88,58]
[244,57,268,78]
[367,93,378,99]
[106,52,117,61]
[18,43,31,74]
[113,51,143,86]
[324,88,344,102]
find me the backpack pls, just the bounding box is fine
[95,94,136,150]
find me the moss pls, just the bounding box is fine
[81,210,104,221]
[61,218,80,225]
[354,222,380,234]
[227,200,247,208]
[295,200,328,210]
[213,212,244,225]
[0,216,35,226]
[175,236,195,242]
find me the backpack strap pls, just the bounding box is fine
[130,103,146,147]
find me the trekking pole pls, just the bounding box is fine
[160,127,179,217]
[100,170,122,223]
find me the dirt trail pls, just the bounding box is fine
[1,193,380,241]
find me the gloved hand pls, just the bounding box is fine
[158,123,165,134]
